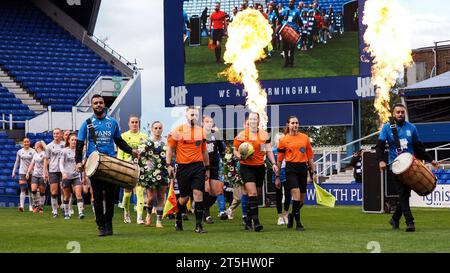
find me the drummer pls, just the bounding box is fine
[376,103,439,232]
[75,94,139,237]
[278,0,301,68]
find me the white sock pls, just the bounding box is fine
[29,194,33,209]
[20,191,26,208]
[77,201,84,215]
[40,194,45,207]
[51,196,58,213]
[63,203,69,216]
[32,192,39,207]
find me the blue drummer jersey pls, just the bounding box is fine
[378,121,420,165]
[77,114,121,158]
[280,7,301,31]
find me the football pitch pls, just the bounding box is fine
[184,32,360,84]
[1,205,450,253]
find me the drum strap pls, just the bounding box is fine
[389,119,402,153]
[86,118,98,151]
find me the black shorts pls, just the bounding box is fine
[286,162,308,193]
[209,165,219,180]
[176,162,206,198]
[239,164,265,188]
[212,29,224,44]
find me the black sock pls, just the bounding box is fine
[176,201,185,221]
[195,201,204,226]
[208,194,217,209]
[217,47,221,60]
[249,196,260,226]
[292,200,301,224]
[203,192,210,217]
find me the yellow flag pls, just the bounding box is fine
[314,182,336,208]
[186,197,192,211]
[163,179,178,218]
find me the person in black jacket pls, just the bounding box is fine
[201,7,208,35]
[349,149,363,183]
[202,115,226,223]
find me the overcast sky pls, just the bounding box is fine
[94,0,450,132]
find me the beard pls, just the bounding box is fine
[94,108,104,116]
[394,116,405,125]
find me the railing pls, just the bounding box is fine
[91,35,139,74]
[426,143,450,162]
[314,131,381,177]
[75,72,102,106]
[1,113,26,130]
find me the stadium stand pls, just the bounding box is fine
[0,0,127,205]
[0,0,122,113]
[0,131,21,197]
[0,83,35,129]
[433,169,450,184]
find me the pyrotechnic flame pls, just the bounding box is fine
[221,9,273,129]
[363,0,413,125]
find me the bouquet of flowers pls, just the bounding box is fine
[221,146,243,186]
[135,139,168,189]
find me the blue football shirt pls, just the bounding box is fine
[378,121,420,164]
[77,115,121,158]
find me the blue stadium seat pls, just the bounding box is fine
[0,0,124,113]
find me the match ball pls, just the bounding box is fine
[238,142,254,160]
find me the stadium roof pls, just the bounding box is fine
[402,71,450,96]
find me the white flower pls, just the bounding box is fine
[140,175,145,180]
[157,164,162,168]
[149,151,153,156]
[229,167,234,172]
[153,169,161,175]
[160,152,166,157]
[228,173,232,177]
[156,175,161,180]
[154,155,159,159]
[144,165,149,170]
[225,154,232,160]
[152,178,156,182]
[146,178,150,181]
[163,146,167,150]
[133,158,139,163]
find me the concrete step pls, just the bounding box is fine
[2,82,20,88]
[6,87,27,94]
[28,105,46,111]
[0,76,13,83]
[14,93,33,99]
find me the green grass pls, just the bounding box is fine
[1,205,450,253]
[184,32,360,84]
